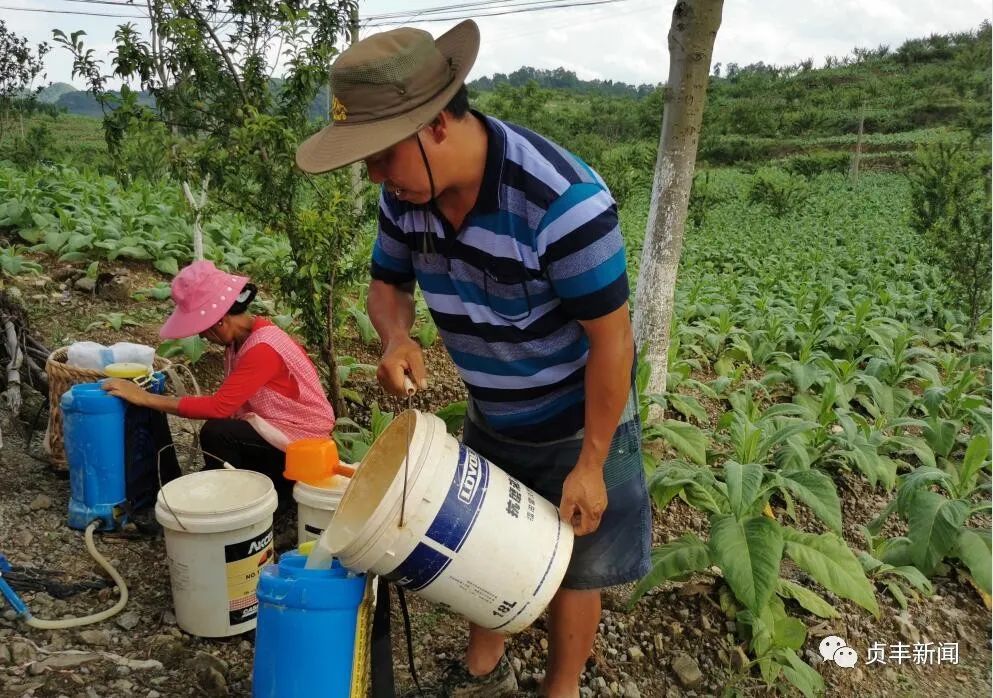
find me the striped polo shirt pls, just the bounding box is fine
[370,111,631,441]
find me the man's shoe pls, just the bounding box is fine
[402,654,518,698]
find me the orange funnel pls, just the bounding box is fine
[284,438,354,484]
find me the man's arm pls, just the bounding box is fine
[559,304,634,536]
[368,279,428,395]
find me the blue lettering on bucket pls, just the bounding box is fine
[386,542,452,592]
[426,445,490,553]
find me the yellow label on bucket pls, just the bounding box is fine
[224,526,274,625]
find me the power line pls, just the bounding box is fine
[364,0,589,22]
[0,4,147,17]
[486,1,654,45]
[363,0,631,28]
[57,0,145,7]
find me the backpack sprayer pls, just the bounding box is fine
[0,364,188,629]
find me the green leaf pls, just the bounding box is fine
[154,256,179,276]
[955,528,992,595]
[783,528,879,615]
[884,580,909,609]
[628,533,711,606]
[158,337,206,364]
[668,393,709,424]
[923,418,959,458]
[654,419,709,465]
[778,469,843,534]
[708,514,783,615]
[773,613,807,651]
[896,467,953,516]
[958,435,991,496]
[434,401,467,435]
[724,462,765,518]
[905,490,968,575]
[884,566,935,596]
[116,245,151,260]
[776,648,825,698]
[775,579,840,619]
[885,435,936,469]
[347,305,377,344]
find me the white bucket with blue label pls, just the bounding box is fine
[316,410,574,634]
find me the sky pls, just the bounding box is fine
[4,0,990,89]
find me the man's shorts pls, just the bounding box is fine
[462,394,652,590]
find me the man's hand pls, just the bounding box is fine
[377,336,428,396]
[101,378,147,406]
[559,461,608,536]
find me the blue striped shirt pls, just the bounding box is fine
[370,112,631,440]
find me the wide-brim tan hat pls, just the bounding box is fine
[296,19,480,174]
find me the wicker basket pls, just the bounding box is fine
[45,347,172,469]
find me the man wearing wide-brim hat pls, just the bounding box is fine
[297,19,651,698]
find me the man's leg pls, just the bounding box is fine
[543,587,601,698]
[465,623,506,675]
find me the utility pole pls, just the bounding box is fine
[851,101,865,186]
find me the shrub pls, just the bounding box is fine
[748,167,810,216]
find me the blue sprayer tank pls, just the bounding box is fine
[61,382,126,531]
[252,551,366,697]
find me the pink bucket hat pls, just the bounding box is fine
[159,261,249,339]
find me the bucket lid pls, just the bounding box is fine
[155,470,278,533]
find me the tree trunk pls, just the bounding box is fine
[325,265,346,418]
[632,0,724,423]
[348,4,365,217]
[182,175,210,262]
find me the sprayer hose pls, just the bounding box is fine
[25,521,129,629]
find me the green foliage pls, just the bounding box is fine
[0,245,42,276]
[334,403,394,463]
[907,140,992,333]
[867,434,991,592]
[0,163,287,273]
[435,401,467,436]
[158,336,207,365]
[781,152,850,177]
[747,167,810,216]
[86,312,140,332]
[347,303,377,345]
[0,19,51,152]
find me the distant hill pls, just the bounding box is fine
[53,89,156,117]
[37,83,78,104]
[469,67,657,98]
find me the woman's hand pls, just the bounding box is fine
[101,378,148,406]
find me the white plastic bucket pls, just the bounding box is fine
[155,470,278,637]
[318,410,574,635]
[294,475,350,544]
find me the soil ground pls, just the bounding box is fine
[0,269,990,698]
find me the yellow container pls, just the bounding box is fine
[104,362,152,379]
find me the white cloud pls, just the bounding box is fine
[5,0,989,88]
